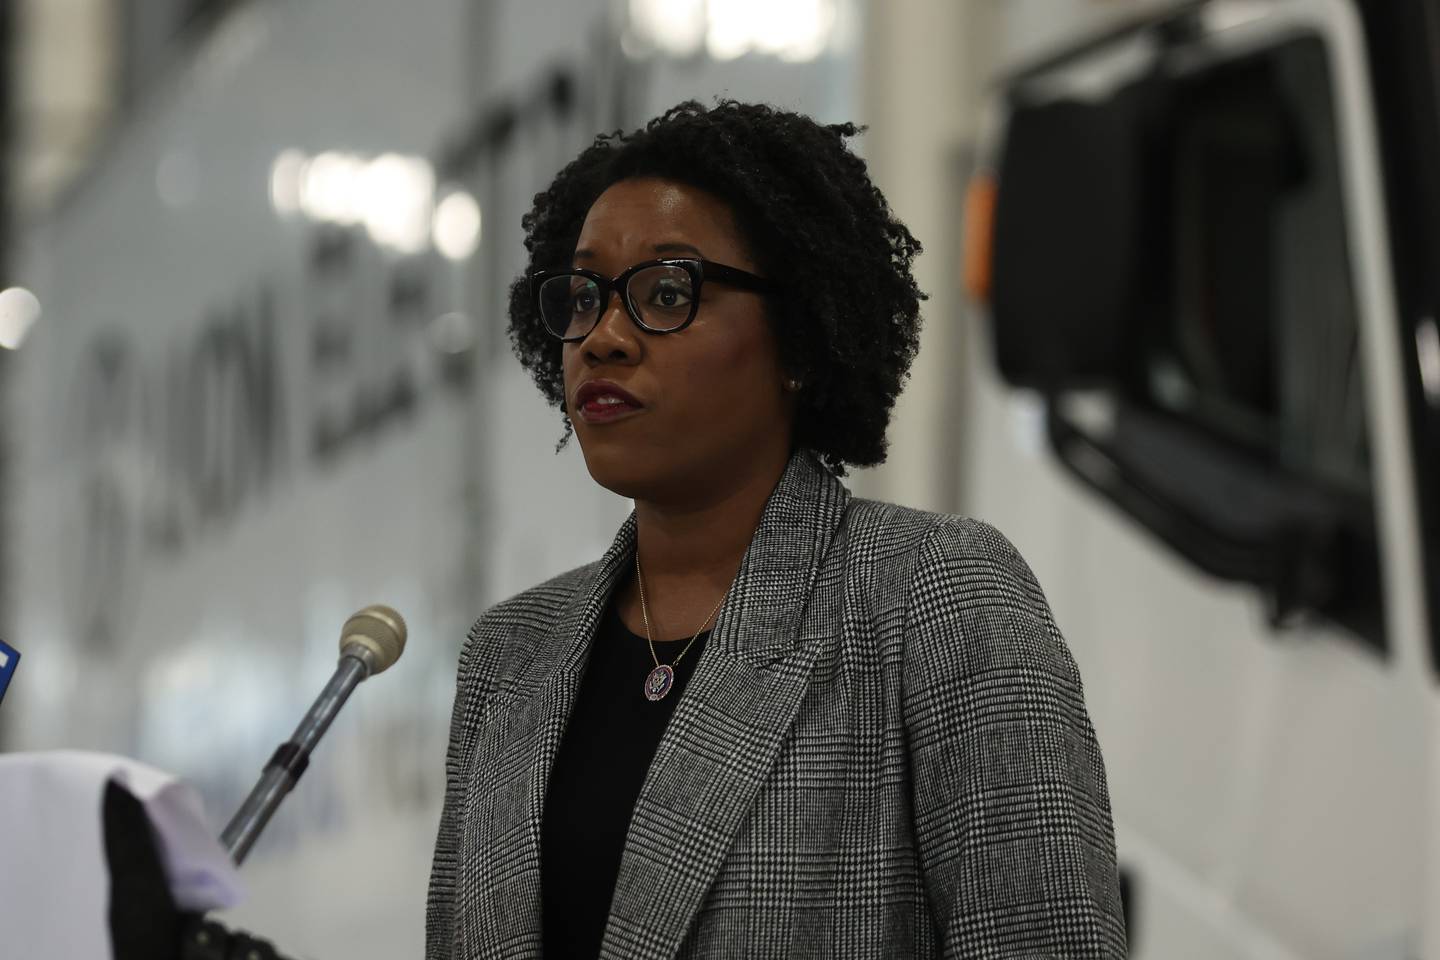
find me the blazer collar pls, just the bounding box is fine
[472,449,851,959]
[555,446,851,675]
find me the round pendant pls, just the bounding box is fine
[644,663,676,701]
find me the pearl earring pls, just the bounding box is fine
[784,378,803,392]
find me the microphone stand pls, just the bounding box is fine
[220,648,378,865]
[175,604,404,960]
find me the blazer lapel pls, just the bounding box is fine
[598,451,851,959]
[466,513,638,959]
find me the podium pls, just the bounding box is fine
[0,752,296,960]
[106,780,295,960]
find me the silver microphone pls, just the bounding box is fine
[220,605,407,865]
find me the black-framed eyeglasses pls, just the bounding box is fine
[531,258,776,342]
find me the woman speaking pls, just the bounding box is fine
[426,101,1126,959]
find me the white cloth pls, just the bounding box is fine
[0,750,243,960]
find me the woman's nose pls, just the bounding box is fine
[582,293,640,364]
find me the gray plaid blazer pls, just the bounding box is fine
[427,450,1126,959]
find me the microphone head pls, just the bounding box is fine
[340,604,407,675]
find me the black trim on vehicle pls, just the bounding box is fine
[1353,0,1440,678]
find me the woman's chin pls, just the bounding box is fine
[577,443,659,500]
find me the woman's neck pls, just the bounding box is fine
[618,452,790,640]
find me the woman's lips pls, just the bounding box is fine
[573,380,646,424]
[577,397,644,423]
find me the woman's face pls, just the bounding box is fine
[562,177,794,503]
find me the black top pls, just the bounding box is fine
[540,602,711,960]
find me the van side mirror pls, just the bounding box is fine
[991,86,1153,390]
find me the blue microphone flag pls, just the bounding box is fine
[0,639,20,705]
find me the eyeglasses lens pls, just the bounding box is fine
[539,276,602,339]
[626,264,694,331]
[539,264,697,339]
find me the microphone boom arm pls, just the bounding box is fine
[219,606,406,866]
[220,654,368,864]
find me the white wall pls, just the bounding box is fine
[2,1,863,955]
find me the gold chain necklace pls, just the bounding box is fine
[635,551,725,702]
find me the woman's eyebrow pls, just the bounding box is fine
[651,241,705,257]
[571,241,707,265]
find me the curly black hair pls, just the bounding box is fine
[507,100,925,475]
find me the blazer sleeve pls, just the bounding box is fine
[902,518,1127,958]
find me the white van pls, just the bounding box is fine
[964,0,1440,957]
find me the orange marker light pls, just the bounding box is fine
[963,172,997,305]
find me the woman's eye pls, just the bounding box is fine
[649,281,692,307]
[572,290,599,313]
